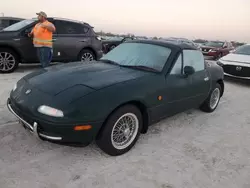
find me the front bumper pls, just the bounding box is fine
[202,52,218,59]
[217,60,250,80]
[7,98,103,144]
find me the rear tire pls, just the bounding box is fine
[200,83,222,113]
[78,49,96,62]
[110,45,116,50]
[0,48,19,73]
[215,52,222,60]
[96,105,143,156]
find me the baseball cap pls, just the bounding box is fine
[36,11,47,18]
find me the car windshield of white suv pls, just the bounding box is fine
[233,45,250,55]
[3,19,35,31]
[100,43,172,72]
[205,41,224,47]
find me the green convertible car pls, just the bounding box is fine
[7,40,224,156]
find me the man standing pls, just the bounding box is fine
[28,11,56,68]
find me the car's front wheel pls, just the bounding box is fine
[200,83,221,112]
[0,48,19,73]
[96,105,142,156]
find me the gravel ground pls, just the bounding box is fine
[0,63,250,188]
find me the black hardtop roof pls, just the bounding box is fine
[127,39,198,50]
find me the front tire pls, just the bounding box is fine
[200,83,221,113]
[0,48,19,73]
[96,105,142,156]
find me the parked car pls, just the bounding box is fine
[194,41,206,48]
[201,41,234,60]
[0,17,103,73]
[7,40,224,156]
[0,17,24,30]
[102,36,134,53]
[163,37,197,48]
[217,44,250,79]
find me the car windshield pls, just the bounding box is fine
[205,41,224,47]
[3,19,35,31]
[100,43,172,72]
[233,45,250,55]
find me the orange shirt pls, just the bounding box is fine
[32,20,53,48]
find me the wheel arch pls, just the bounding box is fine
[96,100,149,139]
[78,47,97,60]
[0,45,22,62]
[217,79,224,97]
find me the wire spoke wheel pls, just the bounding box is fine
[0,52,16,72]
[111,113,139,150]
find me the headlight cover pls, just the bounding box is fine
[38,105,64,117]
[216,60,224,66]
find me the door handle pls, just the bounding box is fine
[204,77,209,81]
[52,38,57,41]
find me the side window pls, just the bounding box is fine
[183,50,204,72]
[170,54,182,75]
[55,21,89,34]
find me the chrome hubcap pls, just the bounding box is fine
[0,52,16,71]
[210,88,220,109]
[81,52,94,62]
[111,113,139,150]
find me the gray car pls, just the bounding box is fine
[0,17,24,30]
[0,17,103,73]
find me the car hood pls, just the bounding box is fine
[23,61,151,96]
[201,45,219,49]
[221,53,250,64]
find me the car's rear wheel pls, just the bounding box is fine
[78,49,96,62]
[109,45,116,51]
[200,83,221,112]
[96,105,142,156]
[0,48,19,73]
[215,52,222,60]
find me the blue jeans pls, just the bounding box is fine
[36,47,53,68]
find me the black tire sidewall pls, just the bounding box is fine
[96,105,143,156]
[109,45,116,51]
[0,48,19,73]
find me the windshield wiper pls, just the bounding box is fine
[100,59,121,66]
[120,65,159,73]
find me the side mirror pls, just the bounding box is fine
[24,29,31,37]
[184,66,195,76]
[223,46,227,49]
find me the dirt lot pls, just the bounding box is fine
[0,63,250,188]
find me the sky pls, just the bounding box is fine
[1,0,250,42]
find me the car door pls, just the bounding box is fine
[181,49,211,107]
[53,20,91,62]
[162,52,195,117]
[17,24,38,62]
